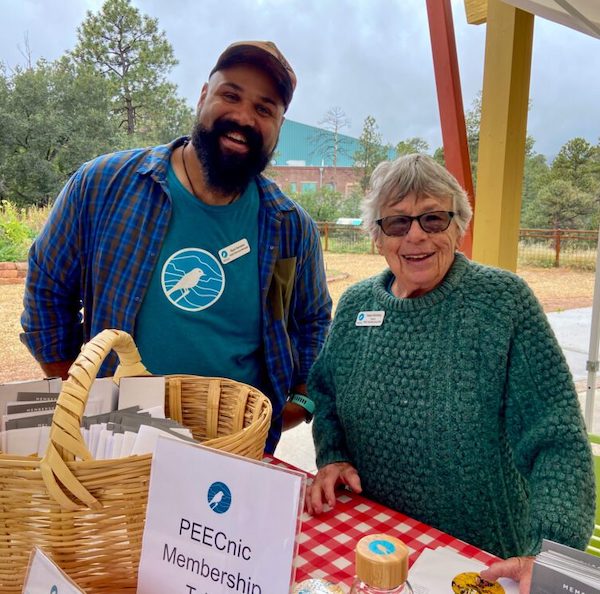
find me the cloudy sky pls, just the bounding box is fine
[1,0,599,160]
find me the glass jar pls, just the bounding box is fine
[349,534,414,594]
[293,578,345,593]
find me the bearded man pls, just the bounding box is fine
[21,41,332,452]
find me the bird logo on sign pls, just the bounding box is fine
[207,481,232,514]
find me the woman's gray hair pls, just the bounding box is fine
[361,154,473,240]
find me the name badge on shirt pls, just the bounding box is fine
[355,311,385,327]
[219,238,250,264]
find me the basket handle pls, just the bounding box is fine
[40,329,150,510]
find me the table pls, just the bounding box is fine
[266,456,498,590]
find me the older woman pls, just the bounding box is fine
[307,154,595,593]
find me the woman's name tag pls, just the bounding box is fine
[355,311,385,326]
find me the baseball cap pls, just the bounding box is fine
[210,41,297,110]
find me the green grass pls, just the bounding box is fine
[2,205,599,271]
[0,202,41,261]
[518,242,597,271]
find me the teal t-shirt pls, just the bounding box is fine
[135,162,265,391]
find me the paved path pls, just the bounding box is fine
[547,307,593,382]
[275,307,600,473]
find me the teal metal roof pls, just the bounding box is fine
[274,119,360,167]
[274,119,395,167]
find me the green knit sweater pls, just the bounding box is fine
[309,253,595,559]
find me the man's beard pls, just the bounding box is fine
[191,118,273,196]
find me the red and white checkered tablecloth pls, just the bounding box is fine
[266,456,498,591]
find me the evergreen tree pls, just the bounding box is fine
[432,146,445,166]
[353,115,388,192]
[465,92,481,185]
[70,0,190,140]
[551,137,600,195]
[395,137,429,156]
[524,179,594,229]
[520,151,550,227]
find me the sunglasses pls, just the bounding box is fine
[376,211,455,237]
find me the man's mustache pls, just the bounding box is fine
[212,119,263,152]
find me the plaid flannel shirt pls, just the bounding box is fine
[21,137,332,451]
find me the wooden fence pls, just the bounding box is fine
[519,228,598,269]
[317,223,599,269]
[318,223,376,254]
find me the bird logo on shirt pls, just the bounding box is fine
[165,267,204,301]
[161,248,225,312]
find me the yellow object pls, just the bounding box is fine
[471,0,534,271]
[354,534,409,590]
[464,0,488,24]
[452,571,505,593]
[586,433,600,556]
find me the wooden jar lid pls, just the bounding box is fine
[355,534,409,590]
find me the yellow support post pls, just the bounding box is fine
[464,0,488,25]
[472,0,534,271]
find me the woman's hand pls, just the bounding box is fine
[306,462,362,516]
[479,556,535,594]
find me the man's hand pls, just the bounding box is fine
[479,556,535,594]
[282,401,309,430]
[282,384,311,430]
[40,360,74,380]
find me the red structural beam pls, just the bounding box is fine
[426,0,475,258]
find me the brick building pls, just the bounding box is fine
[270,164,359,197]
[269,119,361,196]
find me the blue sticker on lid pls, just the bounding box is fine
[368,539,396,555]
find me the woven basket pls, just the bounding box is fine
[0,329,272,593]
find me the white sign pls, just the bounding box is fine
[219,239,250,264]
[22,548,86,594]
[355,311,385,326]
[137,437,305,594]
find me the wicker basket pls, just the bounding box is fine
[0,329,272,593]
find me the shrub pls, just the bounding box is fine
[20,204,52,235]
[0,201,37,261]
